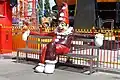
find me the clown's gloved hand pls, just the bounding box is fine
[95,33,104,47]
[22,29,30,41]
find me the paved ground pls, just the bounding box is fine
[0,59,120,80]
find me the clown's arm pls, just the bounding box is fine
[22,29,56,41]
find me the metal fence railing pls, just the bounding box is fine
[12,26,120,72]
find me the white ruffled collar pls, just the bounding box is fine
[55,27,73,35]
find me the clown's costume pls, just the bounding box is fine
[22,2,74,74]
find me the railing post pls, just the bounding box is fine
[91,27,95,56]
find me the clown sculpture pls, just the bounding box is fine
[22,2,104,74]
[22,2,74,74]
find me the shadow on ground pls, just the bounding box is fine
[56,62,95,74]
[11,57,92,74]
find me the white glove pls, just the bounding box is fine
[22,29,30,41]
[95,33,104,47]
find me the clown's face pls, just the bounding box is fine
[57,22,68,33]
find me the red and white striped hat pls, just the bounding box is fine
[58,2,69,25]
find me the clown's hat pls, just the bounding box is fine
[58,2,69,25]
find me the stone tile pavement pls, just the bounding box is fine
[0,59,120,80]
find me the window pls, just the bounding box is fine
[68,5,76,27]
[0,1,5,17]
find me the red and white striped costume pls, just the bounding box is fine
[22,2,74,74]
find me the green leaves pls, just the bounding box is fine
[44,0,50,17]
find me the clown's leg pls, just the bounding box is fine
[34,46,47,73]
[55,44,72,63]
[44,42,57,74]
[56,44,70,55]
[40,46,47,64]
[35,42,57,73]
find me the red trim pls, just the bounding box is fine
[0,1,5,16]
[32,0,35,14]
[24,0,28,17]
[4,1,6,16]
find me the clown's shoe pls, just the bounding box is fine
[44,60,57,74]
[34,63,45,73]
